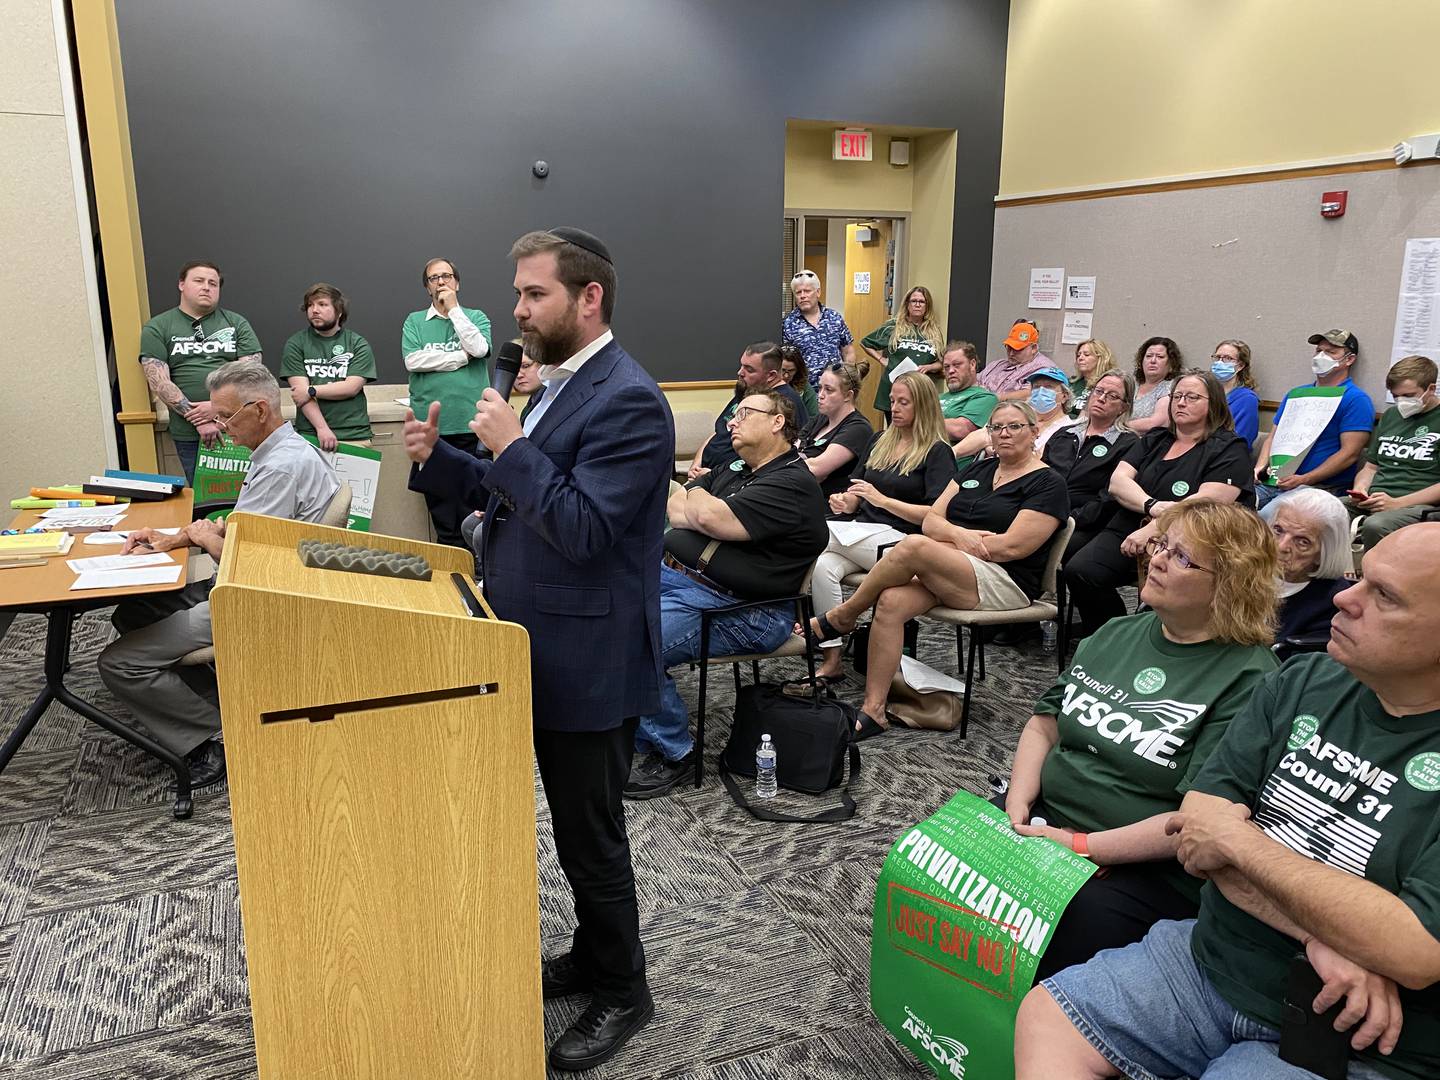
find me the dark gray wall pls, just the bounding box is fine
[115,0,1008,384]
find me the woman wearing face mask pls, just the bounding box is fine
[1258,487,1353,650]
[795,361,874,497]
[1063,369,1254,638]
[1129,336,1183,433]
[810,401,1068,737]
[780,344,820,421]
[860,286,946,422]
[1043,370,1139,554]
[1210,339,1259,448]
[1069,339,1117,419]
[951,367,1072,468]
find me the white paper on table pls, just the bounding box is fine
[41,503,128,521]
[1065,276,1096,309]
[66,551,175,573]
[887,358,919,383]
[37,515,127,531]
[393,396,411,407]
[70,564,183,591]
[827,520,893,546]
[82,528,181,545]
[899,655,966,695]
[1061,311,1093,345]
[1028,267,1065,309]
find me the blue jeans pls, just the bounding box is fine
[1043,918,1387,1079]
[635,565,792,763]
[174,440,199,486]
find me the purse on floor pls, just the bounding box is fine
[719,682,861,823]
[885,670,963,732]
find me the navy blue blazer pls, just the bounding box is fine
[410,338,674,732]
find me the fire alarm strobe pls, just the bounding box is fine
[1321,190,1347,218]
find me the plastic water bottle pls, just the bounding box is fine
[756,734,778,800]
[1040,620,1058,653]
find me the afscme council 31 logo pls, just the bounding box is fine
[901,1005,969,1078]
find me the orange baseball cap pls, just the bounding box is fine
[1004,321,1039,349]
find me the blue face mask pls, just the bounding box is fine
[1029,386,1058,414]
[1210,360,1237,382]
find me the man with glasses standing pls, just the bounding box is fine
[626,390,828,799]
[138,260,263,484]
[99,360,338,789]
[402,258,492,545]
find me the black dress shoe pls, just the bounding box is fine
[547,993,655,1072]
[184,739,226,789]
[622,752,694,800]
[542,952,593,999]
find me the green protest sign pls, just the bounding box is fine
[190,435,380,530]
[870,791,1096,1080]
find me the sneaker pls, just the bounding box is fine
[622,752,694,800]
[548,992,655,1072]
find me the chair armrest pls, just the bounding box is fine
[877,540,900,559]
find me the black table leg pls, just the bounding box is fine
[0,610,194,819]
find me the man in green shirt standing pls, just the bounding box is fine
[138,260,263,483]
[1017,524,1440,1080]
[1352,354,1440,550]
[281,283,377,449]
[401,257,491,545]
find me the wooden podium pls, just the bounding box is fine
[211,512,543,1079]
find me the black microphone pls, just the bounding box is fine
[492,341,524,400]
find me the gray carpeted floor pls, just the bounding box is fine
[0,608,1064,1078]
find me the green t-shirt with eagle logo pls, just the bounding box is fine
[280,327,377,440]
[139,306,262,443]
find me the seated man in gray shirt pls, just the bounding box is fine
[98,360,340,788]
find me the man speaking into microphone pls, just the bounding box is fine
[403,228,672,1072]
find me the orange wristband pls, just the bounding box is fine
[1071,832,1089,858]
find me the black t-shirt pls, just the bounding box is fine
[699,386,809,470]
[1109,428,1256,534]
[797,410,874,498]
[1042,425,1139,531]
[944,457,1070,598]
[850,434,956,533]
[664,450,828,599]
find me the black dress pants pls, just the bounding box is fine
[424,432,481,547]
[533,717,648,1007]
[1062,525,1137,637]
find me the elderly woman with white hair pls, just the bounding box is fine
[1260,486,1354,647]
[781,270,857,386]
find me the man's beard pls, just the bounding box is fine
[733,377,748,398]
[520,303,582,367]
[310,317,339,334]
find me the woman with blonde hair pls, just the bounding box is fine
[811,400,1067,732]
[860,285,946,421]
[1000,499,1279,979]
[1069,339,1117,418]
[795,361,874,497]
[804,371,954,688]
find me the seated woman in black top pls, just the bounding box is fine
[1261,486,1354,649]
[807,371,953,683]
[811,401,1069,737]
[1042,370,1138,557]
[1063,369,1254,637]
[795,361,875,498]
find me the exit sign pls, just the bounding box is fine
[833,129,873,162]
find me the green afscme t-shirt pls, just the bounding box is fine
[861,319,941,413]
[139,306,262,442]
[1189,653,1440,1080]
[1367,405,1440,499]
[401,306,491,435]
[1033,611,1278,900]
[939,384,998,429]
[280,327,377,440]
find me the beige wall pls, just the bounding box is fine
[1002,0,1440,195]
[0,0,114,500]
[909,130,957,328]
[784,127,914,214]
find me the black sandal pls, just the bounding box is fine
[852,712,887,742]
[812,611,848,642]
[781,674,843,698]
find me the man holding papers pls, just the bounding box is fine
[98,361,337,788]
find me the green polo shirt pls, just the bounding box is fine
[281,327,377,440]
[139,306,262,442]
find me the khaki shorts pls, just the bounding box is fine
[962,553,1030,610]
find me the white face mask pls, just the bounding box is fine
[1396,395,1427,418]
[1311,351,1341,377]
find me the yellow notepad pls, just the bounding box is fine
[0,532,72,556]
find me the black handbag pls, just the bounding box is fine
[719,682,861,823]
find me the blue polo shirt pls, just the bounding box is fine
[1272,378,1375,487]
[782,305,854,384]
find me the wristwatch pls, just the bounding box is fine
[307,386,318,401]
[1142,496,1159,518]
